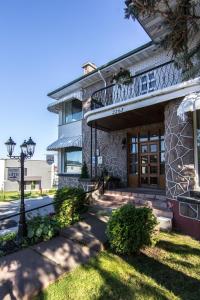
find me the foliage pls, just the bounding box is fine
[80,161,89,179]
[31,181,36,190]
[54,187,87,228]
[36,232,200,300]
[0,232,17,257]
[111,68,132,85]
[26,214,59,244]
[125,0,200,80]
[0,189,56,202]
[0,232,16,245]
[106,204,158,254]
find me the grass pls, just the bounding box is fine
[36,232,200,300]
[0,189,56,202]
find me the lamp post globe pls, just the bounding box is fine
[5,137,16,157]
[20,140,28,155]
[26,137,36,157]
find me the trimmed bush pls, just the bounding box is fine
[54,187,87,228]
[80,161,89,179]
[106,204,158,254]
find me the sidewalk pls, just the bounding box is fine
[0,212,108,300]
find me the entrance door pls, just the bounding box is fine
[128,127,165,189]
[140,141,159,187]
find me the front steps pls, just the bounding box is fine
[93,190,172,231]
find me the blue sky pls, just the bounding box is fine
[0,0,149,160]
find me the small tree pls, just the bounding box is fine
[80,161,89,179]
[125,0,200,80]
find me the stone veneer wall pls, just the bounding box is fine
[164,98,195,199]
[58,175,96,191]
[82,99,127,185]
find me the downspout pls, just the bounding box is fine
[98,70,107,87]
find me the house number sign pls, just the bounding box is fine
[112,107,124,115]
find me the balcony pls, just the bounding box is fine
[91,61,182,110]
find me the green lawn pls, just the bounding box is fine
[0,189,56,202]
[36,232,200,300]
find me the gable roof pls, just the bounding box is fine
[48,41,154,100]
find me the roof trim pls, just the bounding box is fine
[125,0,153,40]
[47,41,153,98]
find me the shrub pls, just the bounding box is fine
[106,204,158,254]
[54,187,87,228]
[0,232,17,257]
[80,161,89,179]
[27,214,59,244]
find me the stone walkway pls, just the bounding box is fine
[0,212,108,300]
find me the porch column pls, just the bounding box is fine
[164,99,195,199]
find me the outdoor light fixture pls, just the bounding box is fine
[26,137,36,156]
[122,137,127,149]
[20,140,28,155]
[5,137,16,157]
[5,137,36,244]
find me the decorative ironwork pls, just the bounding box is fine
[91,61,182,110]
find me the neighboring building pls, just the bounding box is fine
[0,159,57,192]
[47,6,200,238]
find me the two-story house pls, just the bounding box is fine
[47,8,200,239]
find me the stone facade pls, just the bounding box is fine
[58,175,96,191]
[164,99,195,199]
[82,113,127,185]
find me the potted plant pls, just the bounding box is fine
[80,161,89,179]
[111,68,132,87]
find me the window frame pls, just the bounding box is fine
[62,99,82,125]
[63,148,82,175]
[140,71,156,95]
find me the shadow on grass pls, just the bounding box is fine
[85,254,170,300]
[39,251,171,300]
[157,239,200,257]
[123,250,200,300]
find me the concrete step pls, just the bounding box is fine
[157,216,172,231]
[91,202,172,231]
[104,191,167,202]
[99,195,168,210]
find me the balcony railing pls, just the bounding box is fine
[91,61,182,110]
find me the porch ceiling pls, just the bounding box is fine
[90,102,165,131]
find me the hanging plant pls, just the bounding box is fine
[111,68,132,86]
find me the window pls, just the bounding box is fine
[140,72,156,94]
[63,99,82,124]
[179,202,199,220]
[64,149,82,174]
[148,72,156,91]
[129,135,138,175]
[141,75,148,94]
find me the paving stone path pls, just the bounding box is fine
[0,212,108,300]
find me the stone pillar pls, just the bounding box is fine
[164,99,195,199]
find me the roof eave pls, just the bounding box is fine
[47,41,154,100]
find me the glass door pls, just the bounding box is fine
[140,141,160,187]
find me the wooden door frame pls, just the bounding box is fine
[127,125,165,189]
[139,140,160,188]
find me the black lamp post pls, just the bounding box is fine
[5,137,36,243]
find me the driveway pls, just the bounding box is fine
[0,196,54,235]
